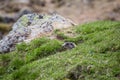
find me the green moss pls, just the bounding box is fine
[7,57,25,73]
[26,39,63,62]
[16,38,49,52]
[0,21,120,80]
[19,15,29,27]
[76,21,120,34]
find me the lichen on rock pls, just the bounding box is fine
[0,13,75,53]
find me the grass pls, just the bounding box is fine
[0,21,120,80]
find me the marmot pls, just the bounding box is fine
[62,42,76,50]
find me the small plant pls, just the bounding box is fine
[54,29,69,40]
[54,29,61,34]
[56,32,68,40]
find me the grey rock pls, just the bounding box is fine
[0,13,75,53]
[0,27,30,53]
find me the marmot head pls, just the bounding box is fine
[62,42,76,50]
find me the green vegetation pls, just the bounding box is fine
[54,29,69,40]
[0,21,120,80]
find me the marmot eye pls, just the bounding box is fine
[39,15,43,19]
[27,22,31,26]
[66,43,69,45]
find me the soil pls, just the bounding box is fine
[0,0,120,24]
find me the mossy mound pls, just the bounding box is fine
[0,21,120,80]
